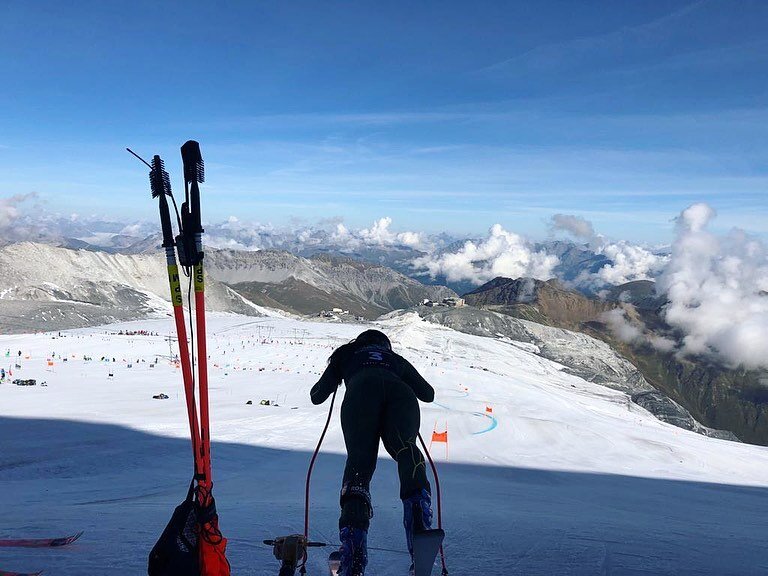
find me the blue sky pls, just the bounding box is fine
[1,0,766,242]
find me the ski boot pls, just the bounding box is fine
[337,526,368,576]
[402,489,433,575]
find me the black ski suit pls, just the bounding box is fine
[310,343,434,530]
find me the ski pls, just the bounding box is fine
[0,531,83,548]
[0,570,43,576]
[412,529,444,576]
[327,550,341,576]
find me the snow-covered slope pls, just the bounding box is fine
[1,313,767,574]
[415,305,734,440]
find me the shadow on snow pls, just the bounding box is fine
[1,416,767,576]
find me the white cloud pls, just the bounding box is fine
[0,202,19,229]
[201,216,430,254]
[679,203,715,233]
[550,213,598,245]
[0,193,36,229]
[330,223,357,248]
[414,224,558,284]
[601,308,643,343]
[596,241,669,285]
[647,334,677,353]
[549,213,668,287]
[359,217,425,248]
[656,203,768,369]
[119,223,144,236]
[296,229,315,245]
[204,236,261,252]
[600,307,676,352]
[203,218,278,250]
[395,230,423,249]
[331,217,427,250]
[359,217,396,245]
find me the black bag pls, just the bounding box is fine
[148,481,199,576]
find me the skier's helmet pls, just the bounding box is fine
[355,329,392,350]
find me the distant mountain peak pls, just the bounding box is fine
[463,275,615,331]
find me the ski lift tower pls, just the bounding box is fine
[165,335,179,361]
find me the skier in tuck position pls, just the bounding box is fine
[310,329,435,576]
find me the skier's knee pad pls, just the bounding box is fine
[339,482,373,530]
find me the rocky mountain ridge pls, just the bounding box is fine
[0,242,455,332]
[0,242,263,333]
[204,249,455,318]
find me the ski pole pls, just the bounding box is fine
[305,388,338,540]
[180,140,212,492]
[418,431,449,576]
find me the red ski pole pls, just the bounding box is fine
[170,262,203,477]
[194,263,211,488]
[179,141,231,576]
[181,140,213,493]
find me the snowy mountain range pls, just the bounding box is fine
[0,243,262,332]
[0,214,669,295]
[2,236,765,447]
[0,242,452,332]
[205,249,455,318]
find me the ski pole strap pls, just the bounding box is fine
[304,388,338,539]
[196,495,217,525]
